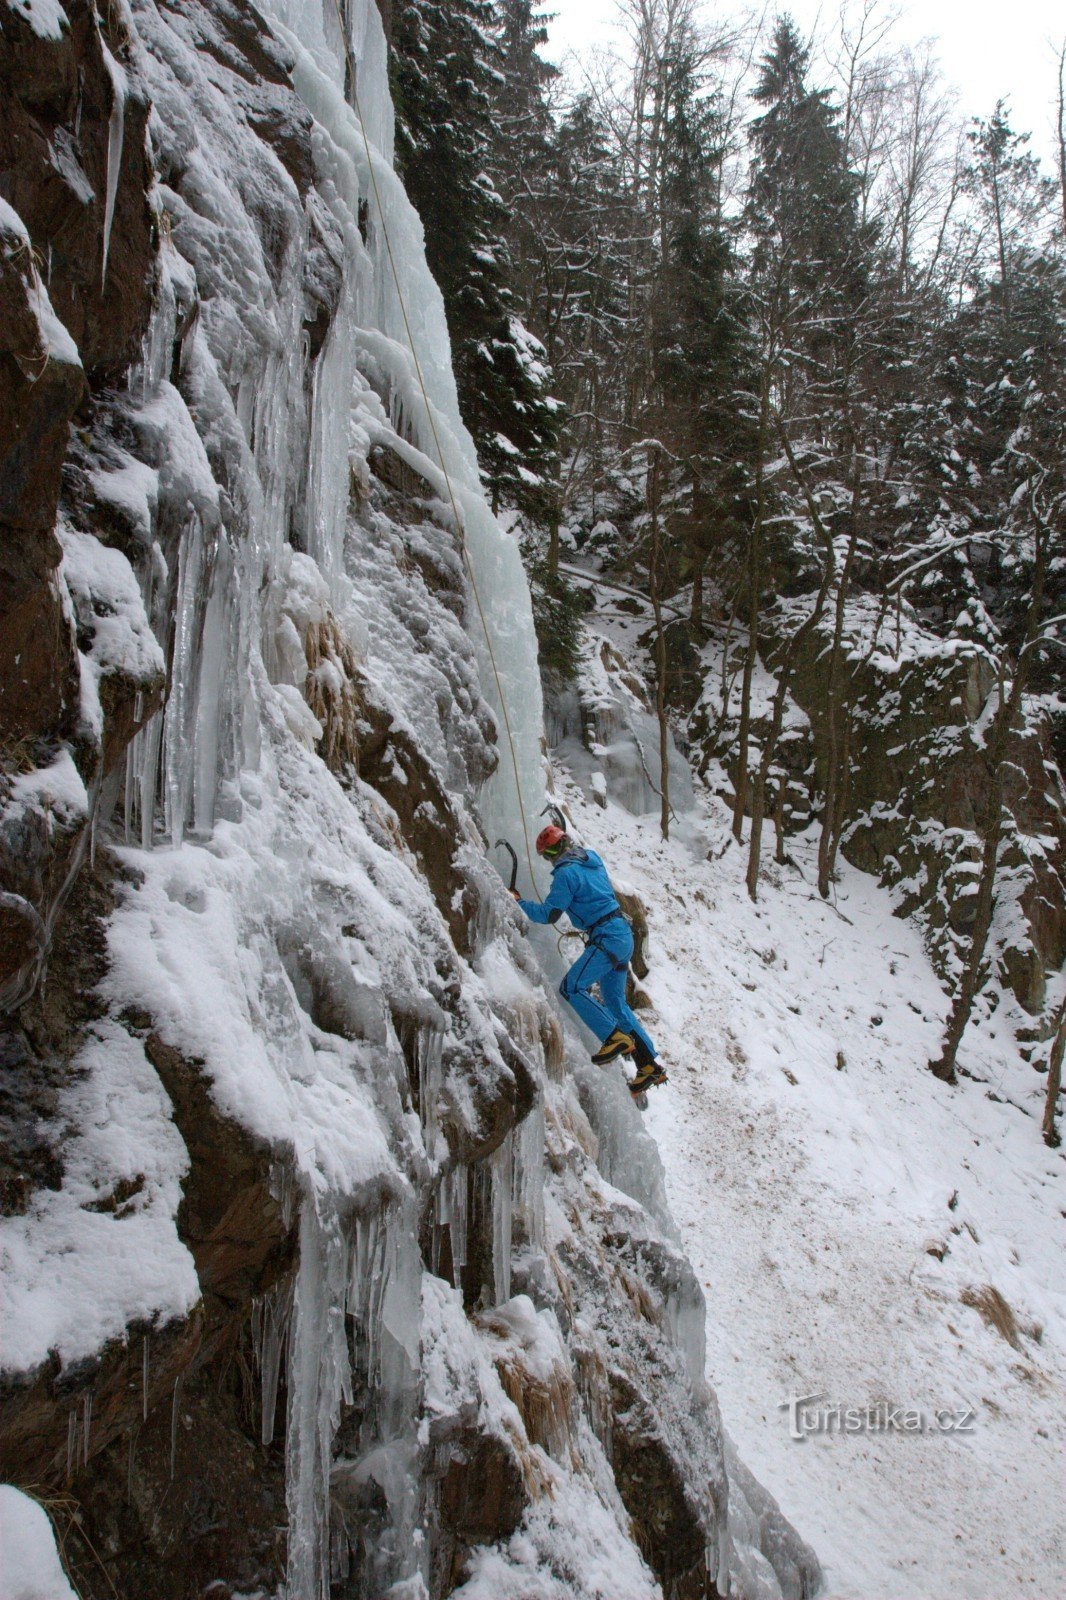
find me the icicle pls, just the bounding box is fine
[163,513,206,847]
[123,728,136,843]
[260,1278,293,1446]
[491,1133,513,1305]
[514,1099,545,1252]
[170,1375,181,1480]
[415,1026,444,1163]
[139,711,162,850]
[66,1409,76,1479]
[99,42,128,291]
[82,1390,92,1467]
[363,1214,389,1387]
[142,1332,149,1421]
[270,1159,297,1232]
[285,1200,352,1600]
[447,1163,467,1284]
[191,561,227,838]
[715,1524,731,1596]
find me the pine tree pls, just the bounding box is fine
[966,102,1056,313]
[738,16,889,891]
[747,15,875,438]
[391,0,561,518]
[649,38,756,626]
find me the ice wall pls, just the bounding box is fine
[268,0,547,896]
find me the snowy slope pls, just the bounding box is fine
[547,607,1066,1599]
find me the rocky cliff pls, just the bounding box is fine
[0,2,819,1596]
[684,595,1065,1029]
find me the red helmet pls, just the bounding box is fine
[535,824,567,857]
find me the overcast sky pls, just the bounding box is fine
[544,0,1065,170]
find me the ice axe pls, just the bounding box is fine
[494,839,518,894]
[541,802,569,833]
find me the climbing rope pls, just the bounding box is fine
[322,0,538,886]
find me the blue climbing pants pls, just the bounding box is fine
[560,917,657,1059]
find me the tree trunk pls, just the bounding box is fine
[745,569,835,900]
[690,558,705,630]
[930,516,1048,1081]
[731,371,772,844]
[817,455,863,899]
[546,515,560,578]
[930,730,1011,1083]
[823,708,854,884]
[773,772,788,864]
[1058,44,1066,235]
[1042,999,1066,1147]
[648,448,671,842]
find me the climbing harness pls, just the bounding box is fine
[325,0,537,885]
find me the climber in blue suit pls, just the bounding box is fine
[514,824,664,1096]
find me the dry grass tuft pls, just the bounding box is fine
[960,1284,1035,1350]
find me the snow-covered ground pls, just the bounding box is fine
[546,610,1065,1599]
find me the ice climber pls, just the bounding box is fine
[513,825,666,1096]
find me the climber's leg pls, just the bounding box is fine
[560,944,625,1046]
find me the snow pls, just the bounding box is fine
[59,524,165,688]
[0,1022,199,1373]
[4,0,68,40]
[105,731,409,1206]
[2,747,87,828]
[453,1471,661,1600]
[0,1487,77,1600]
[423,1276,664,1600]
[88,456,159,542]
[547,662,1066,1598]
[0,196,81,367]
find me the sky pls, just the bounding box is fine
[544,0,1065,171]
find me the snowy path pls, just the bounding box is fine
[553,777,1065,1599]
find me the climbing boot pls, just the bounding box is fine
[592,1030,635,1065]
[629,1060,667,1095]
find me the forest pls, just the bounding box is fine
[393,0,1065,1101]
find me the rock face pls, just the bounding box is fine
[761,597,1066,1016]
[684,590,1065,1021]
[0,3,819,1599]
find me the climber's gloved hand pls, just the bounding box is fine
[510,890,521,902]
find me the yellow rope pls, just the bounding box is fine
[325,0,538,886]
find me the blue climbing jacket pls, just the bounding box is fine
[517,846,622,932]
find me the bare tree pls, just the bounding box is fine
[646,442,672,840]
[832,0,900,227]
[744,422,837,898]
[1043,997,1066,1147]
[883,45,959,285]
[1057,40,1066,235]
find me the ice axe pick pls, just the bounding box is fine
[494,839,519,894]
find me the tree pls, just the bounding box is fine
[649,32,756,626]
[966,102,1055,313]
[736,15,882,887]
[392,0,562,518]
